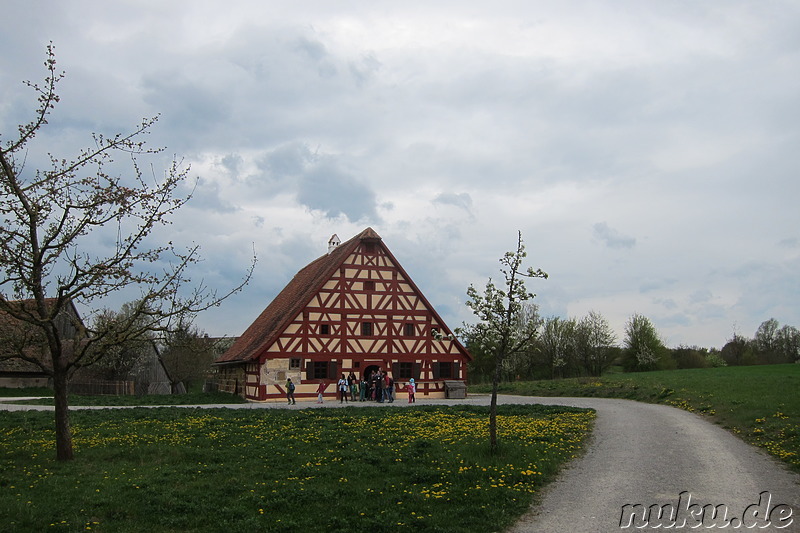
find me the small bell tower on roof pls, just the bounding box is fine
[327,234,341,254]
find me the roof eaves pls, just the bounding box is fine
[214,230,371,364]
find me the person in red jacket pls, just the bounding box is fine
[316,380,325,404]
[385,373,395,403]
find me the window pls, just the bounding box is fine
[397,362,413,379]
[320,324,330,335]
[362,322,373,336]
[312,361,329,379]
[364,280,375,291]
[404,323,415,337]
[436,362,453,379]
[290,358,302,370]
[307,360,337,380]
[364,243,376,254]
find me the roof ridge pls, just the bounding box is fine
[215,229,373,363]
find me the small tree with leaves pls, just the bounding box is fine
[720,332,755,366]
[754,318,780,355]
[753,318,796,364]
[160,319,216,393]
[622,313,665,371]
[537,316,576,379]
[0,45,254,460]
[461,231,547,453]
[776,324,800,363]
[88,301,158,381]
[576,311,617,377]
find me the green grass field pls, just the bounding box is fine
[472,364,800,472]
[0,404,594,532]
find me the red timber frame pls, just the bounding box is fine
[250,237,468,401]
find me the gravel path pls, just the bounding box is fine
[499,396,800,533]
[2,394,798,531]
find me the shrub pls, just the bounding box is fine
[671,346,710,369]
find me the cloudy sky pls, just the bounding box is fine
[2,1,798,349]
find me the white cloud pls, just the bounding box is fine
[2,0,799,347]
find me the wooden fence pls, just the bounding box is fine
[68,380,135,396]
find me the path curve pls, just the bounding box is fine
[499,396,800,533]
[2,394,798,531]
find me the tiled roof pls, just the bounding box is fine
[214,228,380,364]
[0,298,79,373]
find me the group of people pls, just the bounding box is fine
[285,369,416,404]
[342,369,397,403]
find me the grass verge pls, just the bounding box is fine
[0,387,53,397]
[4,391,247,406]
[0,404,594,532]
[472,364,800,472]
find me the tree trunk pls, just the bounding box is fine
[53,367,74,461]
[489,352,502,455]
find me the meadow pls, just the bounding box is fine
[0,404,594,532]
[472,364,800,472]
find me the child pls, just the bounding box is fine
[316,380,325,404]
[286,378,296,405]
[407,378,416,403]
[337,374,349,403]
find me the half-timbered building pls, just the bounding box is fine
[213,228,471,401]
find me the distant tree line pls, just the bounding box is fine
[720,318,800,367]
[463,310,800,383]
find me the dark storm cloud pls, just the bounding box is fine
[257,143,314,180]
[297,164,378,222]
[241,142,379,222]
[141,72,234,151]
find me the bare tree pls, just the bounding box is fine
[462,231,547,453]
[0,44,254,460]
